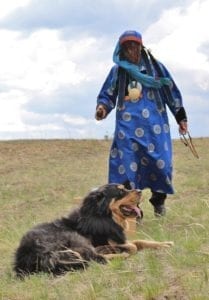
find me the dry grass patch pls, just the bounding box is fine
[0,138,208,299]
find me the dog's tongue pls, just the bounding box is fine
[133,206,142,217]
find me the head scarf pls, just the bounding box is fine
[113,30,171,89]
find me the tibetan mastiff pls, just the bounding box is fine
[14,183,173,277]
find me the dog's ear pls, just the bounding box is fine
[98,196,110,215]
[81,190,110,216]
[94,190,110,215]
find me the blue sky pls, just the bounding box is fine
[0,0,209,139]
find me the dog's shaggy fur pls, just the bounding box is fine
[14,184,173,277]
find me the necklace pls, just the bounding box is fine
[128,80,142,100]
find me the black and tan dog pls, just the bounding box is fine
[14,184,173,277]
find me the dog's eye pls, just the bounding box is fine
[116,190,126,199]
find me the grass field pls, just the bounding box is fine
[0,138,208,300]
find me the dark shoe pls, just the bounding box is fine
[153,204,166,217]
[149,191,167,217]
[122,180,132,190]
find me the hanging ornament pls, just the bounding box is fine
[128,81,142,100]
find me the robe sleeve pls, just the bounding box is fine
[159,63,187,123]
[96,65,118,116]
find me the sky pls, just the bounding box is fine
[0,0,209,140]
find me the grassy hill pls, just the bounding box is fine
[0,138,208,299]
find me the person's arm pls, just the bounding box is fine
[95,65,118,121]
[159,62,188,134]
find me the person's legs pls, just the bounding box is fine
[149,191,167,217]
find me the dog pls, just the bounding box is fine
[14,183,173,277]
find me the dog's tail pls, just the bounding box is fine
[14,242,89,278]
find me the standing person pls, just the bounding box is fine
[95,30,187,216]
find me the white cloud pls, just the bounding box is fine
[145,1,209,71]
[0,90,27,132]
[0,0,31,19]
[0,29,86,93]
[16,111,107,140]
[144,0,209,139]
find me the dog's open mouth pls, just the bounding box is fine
[120,204,143,218]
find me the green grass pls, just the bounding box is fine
[0,138,209,299]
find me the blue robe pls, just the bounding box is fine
[97,62,183,194]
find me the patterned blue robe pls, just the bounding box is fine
[97,62,183,194]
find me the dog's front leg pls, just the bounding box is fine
[132,240,174,250]
[95,242,138,260]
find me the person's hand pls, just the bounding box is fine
[95,105,107,120]
[179,120,188,135]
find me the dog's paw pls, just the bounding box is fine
[95,255,108,264]
[160,241,174,248]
